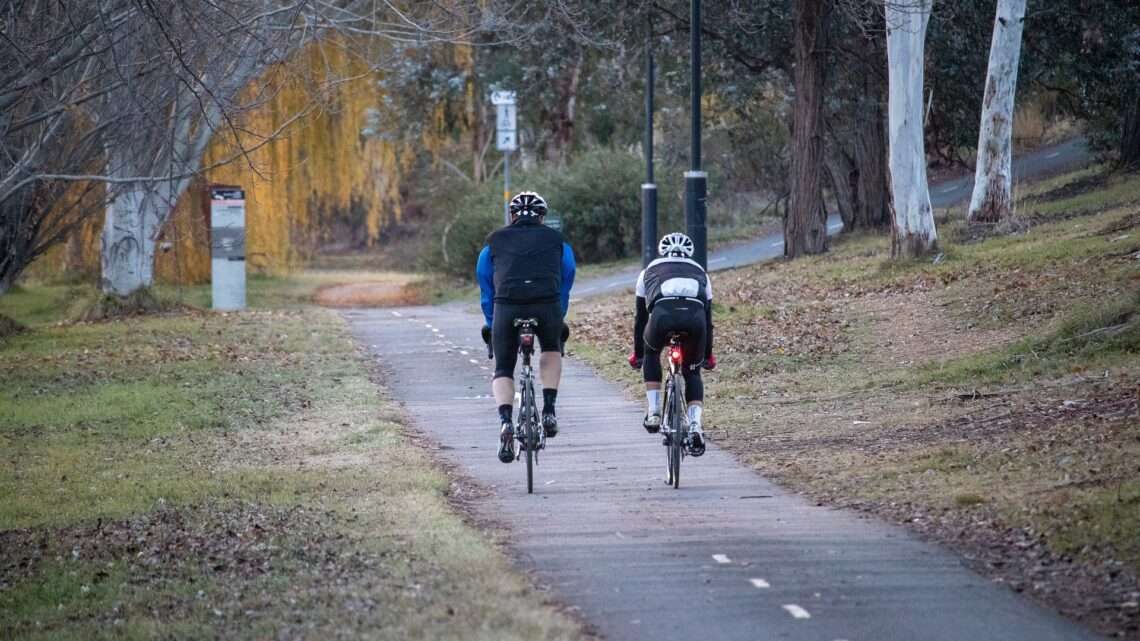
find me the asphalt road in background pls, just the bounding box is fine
[348,303,1106,641]
[573,137,1091,298]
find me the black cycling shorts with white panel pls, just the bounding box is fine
[492,301,563,379]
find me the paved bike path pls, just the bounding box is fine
[573,137,1092,298]
[347,305,1104,641]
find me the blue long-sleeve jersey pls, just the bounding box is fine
[476,242,576,327]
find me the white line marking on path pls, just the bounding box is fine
[939,185,958,194]
[749,578,771,589]
[710,257,728,264]
[712,554,732,564]
[460,350,469,355]
[581,287,597,293]
[828,223,843,231]
[1046,151,1061,158]
[782,604,811,620]
[391,311,402,317]
[469,359,478,364]
[770,241,784,248]
[424,323,433,328]
[604,282,619,289]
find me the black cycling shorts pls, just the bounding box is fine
[642,298,707,402]
[492,301,563,379]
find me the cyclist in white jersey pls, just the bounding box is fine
[627,233,717,456]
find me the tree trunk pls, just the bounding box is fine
[1121,90,1140,168]
[100,187,159,296]
[785,0,831,258]
[825,150,857,230]
[854,100,891,228]
[886,0,938,258]
[968,0,1027,224]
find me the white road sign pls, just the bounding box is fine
[491,90,516,105]
[496,129,517,151]
[496,104,517,131]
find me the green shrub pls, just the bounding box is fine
[433,147,688,278]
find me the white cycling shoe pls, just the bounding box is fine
[687,421,706,457]
[643,413,661,434]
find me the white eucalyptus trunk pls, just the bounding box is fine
[100,187,160,296]
[968,0,1027,223]
[886,0,938,258]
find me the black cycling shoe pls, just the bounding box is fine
[643,413,661,434]
[687,428,706,457]
[542,412,559,438]
[497,422,516,463]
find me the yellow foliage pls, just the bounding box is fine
[156,39,405,283]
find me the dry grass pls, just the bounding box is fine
[0,308,589,640]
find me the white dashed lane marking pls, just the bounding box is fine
[469,359,479,364]
[460,350,469,355]
[749,578,770,589]
[712,554,731,564]
[782,604,811,620]
[391,310,402,317]
[709,257,727,264]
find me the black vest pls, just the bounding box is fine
[643,258,708,309]
[487,220,564,303]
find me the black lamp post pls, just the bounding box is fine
[685,0,708,269]
[642,9,658,268]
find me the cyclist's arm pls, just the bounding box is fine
[476,245,494,327]
[705,273,714,359]
[633,269,648,358]
[559,242,576,316]
[633,296,648,358]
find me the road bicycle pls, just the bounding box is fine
[486,317,545,494]
[659,332,690,489]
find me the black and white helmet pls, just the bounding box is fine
[658,232,694,258]
[509,191,548,219]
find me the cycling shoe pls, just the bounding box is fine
[687,424,706,457]
[542,412,559,438]
[643,413,661,434]
[498,422,516,463]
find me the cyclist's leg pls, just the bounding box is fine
[641,311,666,431]
[534,302,563,435]
[680,315,708,455]
[492,304,521,461]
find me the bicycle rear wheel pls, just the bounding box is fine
[522,379,536,494]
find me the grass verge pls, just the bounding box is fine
[0,308,587,640]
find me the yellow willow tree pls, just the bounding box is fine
[155,39,413,283]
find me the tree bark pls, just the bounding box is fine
[1121,90,1140,168]
[785,0,831,258]
[854,102,891,228]
[886,0,938,258]
[825,150,856,230]
[968,0,1027,224]
[100,187,159,296]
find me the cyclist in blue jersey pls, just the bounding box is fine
[476,191,576,463]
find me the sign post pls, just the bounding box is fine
[492,90,517,225]
[210,186,246,310]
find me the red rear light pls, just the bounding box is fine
[521,334,534,348]
[669,346,683,365]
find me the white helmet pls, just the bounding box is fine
[509,191,548,218]
[658,232,694,258]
